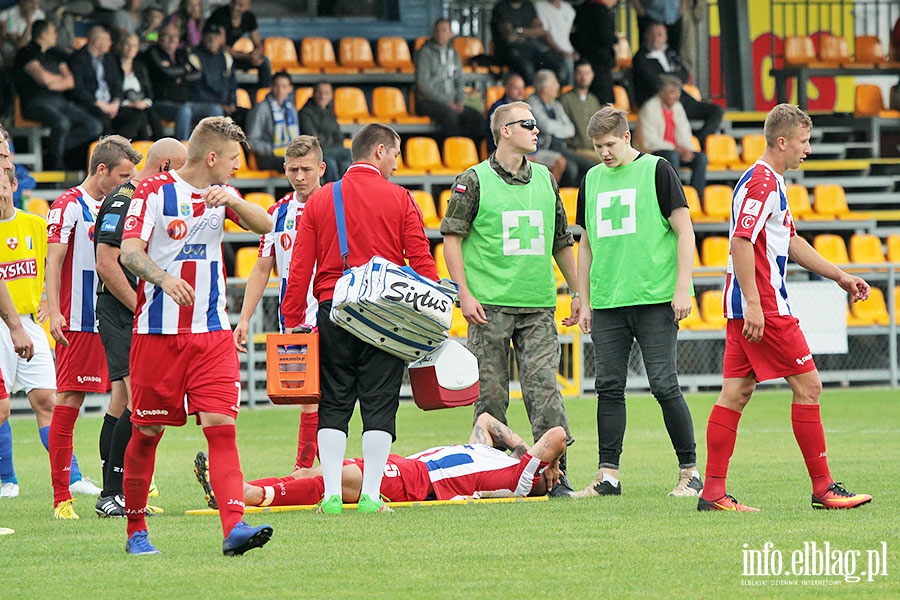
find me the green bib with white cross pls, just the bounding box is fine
[584,154,681,309]
[462,160,557,307]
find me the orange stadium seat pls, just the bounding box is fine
[414,36,428,53]
[295,87,314,108]
[72,36,88,50]
[244,192,276,210]
[702,185,733,221]
[131,140,153,172]
[264,37,304,72]
[813,33,849,68]
[236,88,252,109]
[613,85,634,117]
[301,37,356,73]
[813,234,850,265]
[333,87,378,125]
[784,35,816,65]
[740,133,766,165]
[232,37,255,54]
[235,145,279,179]
[371,86,430,124]
[449,306,468,338]
[484,85,505,112]
[850,35,889,67]
[255,87,270,104]
[684,185,716,223]
[613,36,632,71]
[410,190,441,229]
[559,187,578,227]
[895,287,900,324]
[453,36,488,73]
[25,197,49,218]
[339,37,380,71]
[442,136,479,171]
[377,36,415,73]
[404,137,457,175]
[854,83,900,118]
[682,83,701,102]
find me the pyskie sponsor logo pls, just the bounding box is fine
[796,353,813,366]
[0,259,37,281]
[174,244,207,261]
[741,541,889,584]
[76,375,102,384]
[383,281,451,313]
[135,408,169,417]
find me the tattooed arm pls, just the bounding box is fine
[120,238,196,307]
[468,413,530,458]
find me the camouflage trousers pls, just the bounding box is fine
[467,306,572,445]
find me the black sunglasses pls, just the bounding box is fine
[504,119,538,130]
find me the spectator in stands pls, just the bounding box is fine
[44,1,77,54]
[534,0,577,88]
[527,69,594,187]
[191,21,247,129]
[631,0,684,55]
[68,25,147,140]
[13,20,103,170]
[559,59,602,165]
[145,23,221,140]
[112,0,143,42]
[679,0,707,74]
[245,71,299,170]
[115,32,163,140]
[486,71,527,154]
[632,21,722,145]
[167,0,205,49]
[139,5,167,49]
[490,0,569,86]
[570,0,618,105]
[638,75,707,195]
[414,18,485,146]
[0,0,45,67]
[298,81,352,182]
[205,0,271,87]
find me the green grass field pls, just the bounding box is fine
[0,388,896,599]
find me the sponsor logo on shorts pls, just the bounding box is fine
[174,244,207,261]
[135,408,169,417]
[76,375,103,384]
[796,353,813,366]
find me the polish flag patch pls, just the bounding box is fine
[455,183,467,193]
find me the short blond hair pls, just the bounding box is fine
[89,135,142,175]
[764,103,812,146]
[187,116,246,162]
[285,135,323,162]
[490,101,531,144]
[586,105,629,140]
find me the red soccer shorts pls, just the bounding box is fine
[723,315,816,382]
[55,331,110,393]
[130,330,240,426]
[343,454,432,502]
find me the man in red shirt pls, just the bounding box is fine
[282,123,437,515]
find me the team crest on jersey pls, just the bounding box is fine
[25,236,32,250]
[180,203,191,217]
[5,237,16,250]
[285,218,294,230]
[167,219,188,240]
[280,233,292,251]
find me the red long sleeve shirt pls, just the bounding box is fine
[281,162,438,328]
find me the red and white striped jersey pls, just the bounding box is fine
[724,161,796,319]
[123,171,242,334]
[47,186,102,332]
[407,443,544,500]
[258,191,317,330]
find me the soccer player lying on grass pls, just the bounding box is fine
[195,414,567,510]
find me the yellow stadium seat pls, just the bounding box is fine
[235,145,279,179]
[812,184,871,220]
[442,136,479,171]
[339,37,380,71]
[887,235,900,263]
[848,233,886,270]
[679,296,719,330]
[236,88,252,110]
[702,185,733,221]
[682,83,701,102]
[453,36,488,73]
[232,37,255,54]
[705,134,744,170]
[404,137,457,175]
[410,190,441,229]
[131,140,153,172]
[699,290,727,329]
[244,192,276,210]
[613,85,635,120]
[333,87,378,125]
[438,188,452,218]
[295,87,314,109]
[693,246,701,268]
[700,236,730,268]
[785,35,816,66]
[813,234,850,265]
[264,37,304,72]
[301,37,356,73]
[740,133,766,165]
[684,185,715,223]
[25,197,49,217]
[393,152,426,177]
[786,183,826,221]
[559,187,578,227]
[234,246,259,278]
[377,36,414,73]
[432,242,451,280]
[414,36,428,53]
[895,286,900,324]
[255,87,270,104]
[485,85,505,112]
[371,86,430,124]
[850,287,890,326]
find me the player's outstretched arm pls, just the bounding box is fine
[469,413,529,458]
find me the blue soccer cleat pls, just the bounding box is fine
[126,530,161,555]
[222,521,273,556]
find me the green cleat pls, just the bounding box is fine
[316,494,343,514]
[357,493,393,514]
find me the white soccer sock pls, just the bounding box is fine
[360,429,392,500]
[317,428,347,500]
[602,472,620,487]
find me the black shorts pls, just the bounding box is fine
[96,293,134,381]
